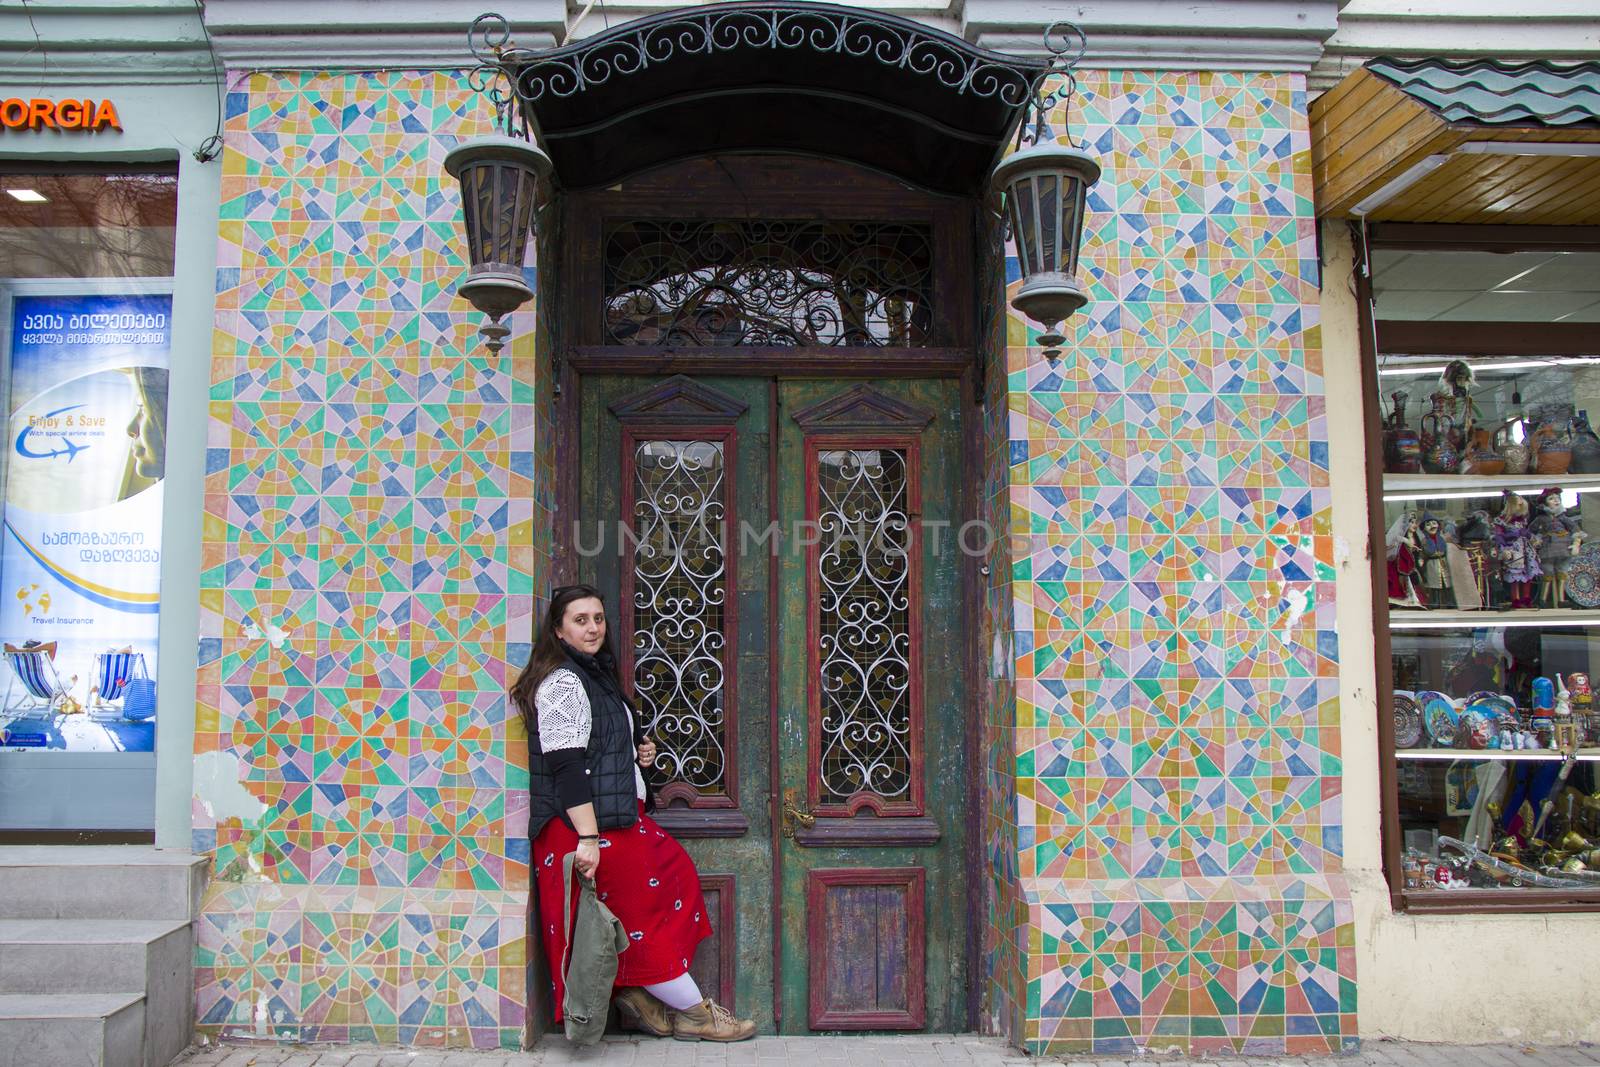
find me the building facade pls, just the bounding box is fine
[0,0,1596,1059]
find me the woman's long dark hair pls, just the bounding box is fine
[511,583,624,741]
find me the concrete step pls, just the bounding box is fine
[0,847,207,921]
[0,992,145,1067]
[0,919,190,994]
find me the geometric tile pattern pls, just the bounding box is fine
[995,70,1355,1056]
[193,70,546,1050]
[191,64,1349,1057]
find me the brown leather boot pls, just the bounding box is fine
[613,986,675,1037]
[672,997,756,1042]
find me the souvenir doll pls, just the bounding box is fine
[1493,491,1542,610]
[1530,487,1588,607]
[1456,509,1494,608]
[1386,510,1425,608]
[1414,513,1451,603]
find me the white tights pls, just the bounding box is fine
[643,972,704,1010]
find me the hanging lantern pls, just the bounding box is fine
[444,134,551,355]
[991,23,1100,363]
[993,142,1100,359]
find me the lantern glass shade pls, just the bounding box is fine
[444,134,552,320]
[992,142,1101,331]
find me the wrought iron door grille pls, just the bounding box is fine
[603,219,935,347]
[630,438,730,794]
[816,447,913,803]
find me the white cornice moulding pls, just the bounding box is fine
[965,0,1339,72]
[202,0,1338,73]
[0,0,216,83]
[202,0,565,70]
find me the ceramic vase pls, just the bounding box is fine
[1570,410,1600,474]
[1383,391,1423,474]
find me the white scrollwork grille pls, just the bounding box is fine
[631,439,729,794]
[816,448,913,804]
[604,219,934,348]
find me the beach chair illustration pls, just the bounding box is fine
[89,648,149,719]
[3,641,74,714]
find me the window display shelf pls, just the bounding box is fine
[1384,472,1600,501]
[1389,608,1600,629]
[1396,749,1600,762]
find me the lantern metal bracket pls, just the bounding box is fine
[1018,23,1087,153]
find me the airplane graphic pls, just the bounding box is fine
[15,404,90,463]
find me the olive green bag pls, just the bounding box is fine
[559,852,631,1045]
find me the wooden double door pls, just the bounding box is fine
[574,372,970,1032]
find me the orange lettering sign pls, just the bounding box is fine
[0,98,122,132]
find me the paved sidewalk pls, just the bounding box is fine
[172,1035,1600,1067]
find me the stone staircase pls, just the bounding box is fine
[0,846,207,1067]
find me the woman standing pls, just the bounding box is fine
[513,583,755,1042]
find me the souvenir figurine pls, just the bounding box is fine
[1530,488,1588,607]
[1386,511,1426,608]
[1555,675,1581,751]
[1456,510,1494,608]
[1414,514,1451,603]
[1493,491,1542,610]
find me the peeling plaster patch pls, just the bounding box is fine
[193,749,266,823]
[240,620,289,649]
[1335,535,1352,567]
[1280,584,1312,645]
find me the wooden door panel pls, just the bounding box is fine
[807,867,926,1030]
[776,379,966,1033]
[581,374,775,1029]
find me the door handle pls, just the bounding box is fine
[782,788,815,837]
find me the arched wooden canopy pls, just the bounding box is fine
[500,2,1051,196]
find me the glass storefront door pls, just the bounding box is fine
[0,168,178,832]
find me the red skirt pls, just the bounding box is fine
[534,800,712,1021]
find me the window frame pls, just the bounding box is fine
[1356,221,1600,913]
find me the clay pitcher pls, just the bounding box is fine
[1570,410,1600,474]
[1534,422,1573,476]
[1462,428,1505,476]
[1383,391,1423,474]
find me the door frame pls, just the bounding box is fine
[544,154,992,1031]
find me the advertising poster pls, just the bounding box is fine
[0,292,170,751]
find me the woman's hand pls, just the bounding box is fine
[574,838,600,880]
[637,738,657,769]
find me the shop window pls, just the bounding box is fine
[0,170,177,755]
[1362,230,1600,909]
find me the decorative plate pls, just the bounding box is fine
[1393,691,1424,750]
[1464,692,1517,728]
[1421,692,1460,747]
[1567,546,1600,608]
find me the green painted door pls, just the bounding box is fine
[580,373,967,1033]
[773,378,968,1033]
[580,373,776,1028]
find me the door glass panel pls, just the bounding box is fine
[603,219,934,347]
[815,447,914,806]
[629,438,729,796]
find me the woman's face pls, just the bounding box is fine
[556,596,606,655]
[126,400,166,478]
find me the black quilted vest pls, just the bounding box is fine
[527,646,646,840]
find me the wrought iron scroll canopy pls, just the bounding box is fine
[445,4,1082,353]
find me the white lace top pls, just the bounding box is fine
[534,667,647,800]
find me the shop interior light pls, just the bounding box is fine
[1379,356,1600,377]
[5,188,48,203]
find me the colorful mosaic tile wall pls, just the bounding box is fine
[192,70,550,1049]
[1000,70,1355,1055]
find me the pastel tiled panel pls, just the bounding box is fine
[194,70,550,1049]
[998,71,1354,1056]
